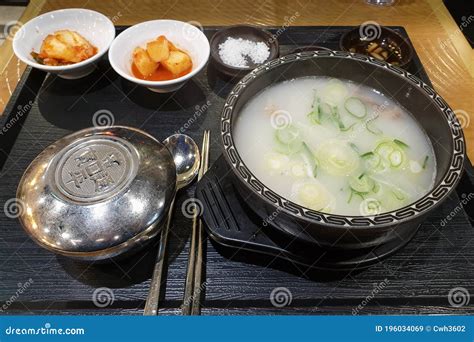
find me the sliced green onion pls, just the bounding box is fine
[347,191,353,203]
[375,141,394,159]
[296,181,333,211]
[317,140,360,176]
[349,143,360,154]
[374,140,406,169]
[365,114,383,135]
[388,150,403,167]
[409,160,422,173]
[307,114,321,125]
[340,122,357,132]
[274,125,303,155]
[319,102,332,117]
[391,187,406,201]
[344,97,367,119]
[360,198,382,216]
[347,189,367,203]
[307,92,321,125]
[366,121,383,135]
[363,152,382,171]
[302,142,319,178]
[329,105,353,131]
[264,152,289,171]
[276,125,300,144]
[321,79,348,105]
[394,139,409,149]
[330,105,346,130]
[422,155,429,169]
[349,174,375,193]
[361,151,374,158]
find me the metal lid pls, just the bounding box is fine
[17,126,176,259]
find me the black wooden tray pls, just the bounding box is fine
[0,26,473,315]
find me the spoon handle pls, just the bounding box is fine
[144,198,175,315]
[182,130,210,315]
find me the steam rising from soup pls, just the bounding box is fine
[233,77,436,216]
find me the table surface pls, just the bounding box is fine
[0,0,473,160]
[0,1,473,316]
[0,26,473,316]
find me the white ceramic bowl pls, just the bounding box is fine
[108,20,210,93]
[13,9,115,79]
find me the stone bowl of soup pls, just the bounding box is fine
[221,50,465,250]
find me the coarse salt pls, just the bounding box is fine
[218,37,270,68]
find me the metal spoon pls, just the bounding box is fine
[144,134,200,315]
[164,134,201,189]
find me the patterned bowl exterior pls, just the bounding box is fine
[221,51,465,228]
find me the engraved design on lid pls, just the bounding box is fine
[54,136,139,203]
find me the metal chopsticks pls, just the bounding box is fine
[144,197,175,315]
[182,130,210,315]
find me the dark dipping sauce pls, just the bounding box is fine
[131,62,192,81]
[349,38,403,65]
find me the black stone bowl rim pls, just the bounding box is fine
[220,50,466,229]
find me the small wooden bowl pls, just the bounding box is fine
[210,25,279,78]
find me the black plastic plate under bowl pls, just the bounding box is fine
[196,155,423,270]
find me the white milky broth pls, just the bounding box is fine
[233,77,437,216]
